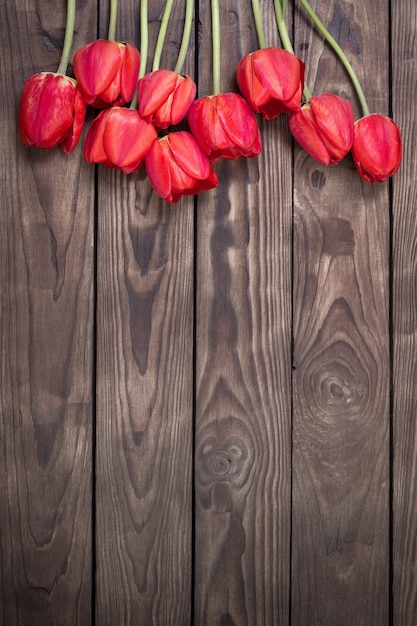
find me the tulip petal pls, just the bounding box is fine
[84,111,108,164]
[216,93,261,156]
[146,139,173,199]
[236,55,271,111]
[138,69,177,119]
[289,107,333,165]
[146,132,218,203]
[310,94,354,158]
[102,109,157,173]
[61,84,87,153]
[168,131,211,180]
[187,99,214,155]
[169,133,218,196]
[170,76,197,125]
[118,43,141,104]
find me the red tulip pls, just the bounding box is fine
[73,39,140,108]
[137,69,196,129]
[351,114,402,182]
[84,107,157,174]
[145,131,219,203]
[187,92,262,162]
[18,72,86,153]
[288,93,354,165]
[236,47,305,119]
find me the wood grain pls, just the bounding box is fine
[94,1,194,623]
[194,1,292,624]
[292,1,390,623]
[391,0,417,621]
[0,1,96,624]
[2,1,416,624]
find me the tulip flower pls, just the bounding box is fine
[288,93,354,165]
[188,92,262,162]
[18,0,86,153]
[18,72,87,152]
[236,48,305,120]
[297,0,402,182]
[137,69,196,128]
[351,114,402,183]
[84,107,157,174]
[73,39,140,108]
[145,131,219,203]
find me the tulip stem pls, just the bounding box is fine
[273,0,294,54]
[108,0,117,41]
[211,0,221,94]
[138,0,148,79]
[174,0,194,74]
[56,0,76,75]
[273,0,312,101]
[298,0,370,115]
[152,0,174,70]
[130,0,149,109]
[250,0,267,49]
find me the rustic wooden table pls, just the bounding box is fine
[1,0,415,624]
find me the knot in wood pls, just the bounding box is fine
[305,352,368,423]
[197,435,248,486]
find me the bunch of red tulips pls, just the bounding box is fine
[18,0,402,204]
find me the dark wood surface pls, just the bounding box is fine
[1,0,415,624]
[194,1,292,624]
[94,2,193,623]
[291,2,390,624]
[392,0,417,622]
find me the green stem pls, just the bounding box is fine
[56,0,76,75]
[299,0,370,115]
[273,0,294,54]
[211,0,221,94]
[174,0,194,74]
[130,0,148,108]
[139,0,149,79]
[152,0,175,70]
[273,0,311,101]
[107,0,118,41]
[251,0,267,49]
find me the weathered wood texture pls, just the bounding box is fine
[292,1,391,624]
[0,1,96,624]
[1,0,416,625]
[94,2,194,624]
[193,2,292,626]
[392,0,417,622]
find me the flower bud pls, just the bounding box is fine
[18,72,86,152]
[145,131,218,203]
[351,113,402,182]
[236,47,305,119]
[188,92,262,162]
[288,93,354,165]
[73,39,140,108]
[137,69,196,129]
[84,107,157,174]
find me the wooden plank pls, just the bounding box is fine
[391,0,417,621]
[0,0,96,624]
[193,1,292,624]
[94,1,194,623]
[291,1,390,623]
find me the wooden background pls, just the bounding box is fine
[1,0,416,624]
